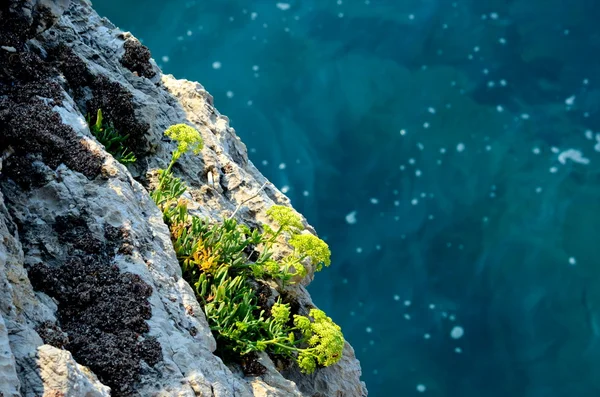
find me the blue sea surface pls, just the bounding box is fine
[95,1,600,395]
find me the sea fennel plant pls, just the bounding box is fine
[152,124,343,374]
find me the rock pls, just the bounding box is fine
[0,313,20,397]
[0,0,367,395]
[24,345,111,397]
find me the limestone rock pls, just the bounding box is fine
[0,0,367,395]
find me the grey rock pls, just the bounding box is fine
[0,0,367,396]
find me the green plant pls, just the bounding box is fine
[289,233,331,272]
[87,109,136,164]
[151,124,343,374]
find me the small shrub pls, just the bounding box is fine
[151,124,343,374]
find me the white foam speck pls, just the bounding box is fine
[565,95,576,106]
[411,198,419,206]
[456,143,465,152]
[424,333,431,339]
[281,185,290,194]
[212,61,222,69]
[404,300,411,307]
[496,105,504,112]
[450,326,464,339]
[455,347,463,353]
[276,3,290,10]
[226,91,234,98]
[356,247,363,253]
[404,314,411,320]
[521,113,530,120]
[370,198,379,205]
[416,384,426,393]
[366,327,372,333]
[345,211,357,224]
[161,55,170,63]
[400,129,407,136]
[415,170,422,177]
[569,257,577,266]
[585,130,594,140]
[302,190,309,197]
[558,149,590,165]
[393,295,400,301]
[549,166,558,173]
[532,147,541,154]
[278,163,286,169]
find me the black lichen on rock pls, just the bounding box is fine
[0,19,103,188]
[0,0,58,49]
[49,43,94,89]
[27,218,162,396]
[121,39,156,79]
[36,321,69,349]
[54,215,104,254]
[87,75,150,155]
[0,97,104,184]
[1,154,50,189]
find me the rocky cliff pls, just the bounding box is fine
[0,1,366,396]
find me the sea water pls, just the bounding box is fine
[95,1,600,395]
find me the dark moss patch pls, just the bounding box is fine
[0,1,62,49]
[254,281,273,318]
[48,43,94,89]
[0,47,62,105]
[28,255,160,396]
[0,1,35,49]
[0,50,52,84]
[240,352,267,377]
[121,39,156,79]
[87,75,149,154]
[36,321,69,349]
[1,154,50,189]
[105,225,135,256]
[23,215,162,396]
[54,215,104,254]
[0,97,103,184]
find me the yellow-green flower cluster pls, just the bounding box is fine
[266,205,304,235]
[289,233,331,271]
[165,124,204,159]
[293,309,344,374]
[271,302,291,325]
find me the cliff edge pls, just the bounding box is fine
[0,0,367,396]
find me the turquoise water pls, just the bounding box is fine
[95,1,600,395]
